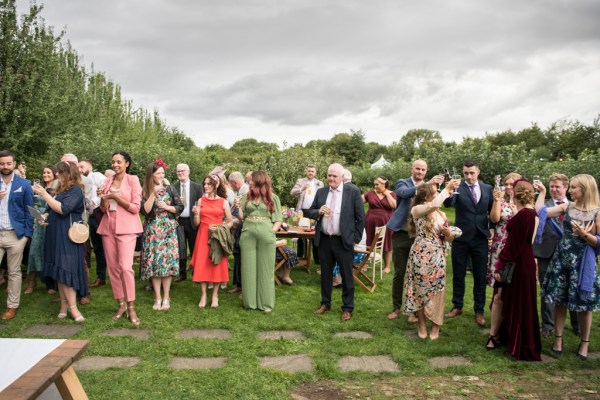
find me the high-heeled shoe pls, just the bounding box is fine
[161,299,170,311]
[552,335,563,356]
[486,335,499,350]
[69,305,85,322]
[198,296,207,308]
[127,305,140,326]
[57,299,68,319]
[153,299,162,311]
[577,340,589,361]
[113,302,127,320]
[211,298,219,308]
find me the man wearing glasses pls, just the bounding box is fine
[174,164,202,282]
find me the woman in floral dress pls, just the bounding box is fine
[141,162,183,311]
[487,173,521,286]
[536,174,600,360]
[403,179,460,340]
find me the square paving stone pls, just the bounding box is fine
[338,356,399,372]
[334,331,373,339]
[429,356,471,369]
[75,356,140,371]
[540,354,558,363]
[588,352,599,360]
[176,329,232,339]
[259,355,314,373]
[169,357,227,369]
[258,331,305,340]
[21,324,82,338]
[101,328,150,339]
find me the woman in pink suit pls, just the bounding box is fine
[97,151,144,326]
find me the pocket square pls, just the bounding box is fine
[14,187,23,193]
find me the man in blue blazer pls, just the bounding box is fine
[0,150,34,320]
[304,163,365,321]
[443,160,493,326]
[386,160,443,321]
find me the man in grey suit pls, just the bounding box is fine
[532,173,579,337]
[444,160,494,326]
[386,160,443,321]
[174,164,203,281]
[304,163,365,321]
[291,164,324,263]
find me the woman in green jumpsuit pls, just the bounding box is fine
[239,171,282,312]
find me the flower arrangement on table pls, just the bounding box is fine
[281,207,293,224]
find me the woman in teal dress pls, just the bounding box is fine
[536,174,600,360]
[141,162,183,311]
[238,171,282,312]
[26,165,58,294]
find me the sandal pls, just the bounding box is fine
[486,335,500,350]
[161,299,170,311]
[552,335,563,356]
[57,300,68,319]
[69,305,85,322]
[577,340,589,361]
[152,299,162,311]
[113,302,127,320]
[127,305,140,326]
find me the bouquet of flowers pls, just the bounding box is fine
[281,207,293,224]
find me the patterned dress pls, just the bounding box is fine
[403,207,448,325]
[542,205,600,312]
[487,198,515,286]
[141,190,180,279]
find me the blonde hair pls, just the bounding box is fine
[569,174,600,210]
[503,172,522,202]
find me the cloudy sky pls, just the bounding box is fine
[17,0,600,148]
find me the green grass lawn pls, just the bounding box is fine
[1,210,598,399]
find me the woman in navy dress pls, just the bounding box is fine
[33,161,87,322]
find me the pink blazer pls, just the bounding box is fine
[97,174,144,235]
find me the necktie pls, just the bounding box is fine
[328,189,337,234]
[181,183,186,208]
[469,184,478,204]
[556,200,565,222]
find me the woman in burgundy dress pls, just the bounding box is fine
[362,176,396,273]
[488,179,541,361]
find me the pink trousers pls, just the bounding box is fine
[102,211,137,302]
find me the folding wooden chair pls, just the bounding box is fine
[371,226,386,281]
[352,228,384,293]
[274,242,288,286]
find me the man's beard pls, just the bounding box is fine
[0,169,13,176]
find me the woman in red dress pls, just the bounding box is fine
[362,176,396,273]
[488,179,541,361]
[190,175,233,309]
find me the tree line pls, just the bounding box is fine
[1,0,599,208]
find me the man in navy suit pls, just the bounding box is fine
[443,160,493,326]
[304,163,365,321]
[0,150,34,320]
[386,160,443,321]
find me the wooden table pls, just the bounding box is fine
[276,226,316,274]
[0,339,89,400]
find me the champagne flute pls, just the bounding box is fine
[494,175,501,190]
[533,175,541,194]
[451,168,461,195]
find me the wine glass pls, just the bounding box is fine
[494,175,501,190]
[33,179,41,186]
[451,173,461,195]
[533,175,541,194]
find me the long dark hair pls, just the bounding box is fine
[203,175,226,198]
[112,151,132,174]
[246,171,275,213]
[143,163,165,199]
[42,164,57,188]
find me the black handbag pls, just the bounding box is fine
[497,261,515,284]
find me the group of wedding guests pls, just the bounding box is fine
[385,159,599,362]
[2,148,599,362]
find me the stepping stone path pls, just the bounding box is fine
[338,356,399,372]
[334,331,372,339]
[258,331,305,340]
[169,357,226,370]
[540,354,558,363]
[259,355,314,373]
[403,330,418,338]
[21,324,82,337]
[177,329,232,339]
[75,356,140,371]
[429,356,471,369]
[588,352,600,360]
[101,328,150,340]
